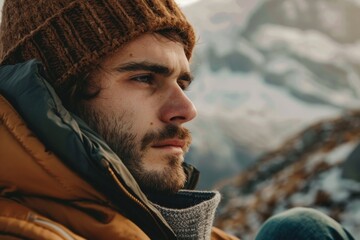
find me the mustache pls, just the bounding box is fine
[141,125,192,151]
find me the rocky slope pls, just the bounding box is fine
[214,111,360,239]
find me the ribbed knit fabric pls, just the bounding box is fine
[0,0,195,89]
[150,190,221,240]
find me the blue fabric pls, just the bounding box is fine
[255,207,355,240]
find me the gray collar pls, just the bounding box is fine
[150,190,221,240]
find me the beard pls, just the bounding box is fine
[77,106,191,194]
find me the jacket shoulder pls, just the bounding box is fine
[0,198,84,240]
[0,87,150,240]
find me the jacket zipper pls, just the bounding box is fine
[106,164,171,239]
[31,215,76,240]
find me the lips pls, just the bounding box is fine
[151,139,185,149]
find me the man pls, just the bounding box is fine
[0,0,355,239]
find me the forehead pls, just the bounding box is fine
[101,33,190,71]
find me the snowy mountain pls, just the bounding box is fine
[182,0,360,188]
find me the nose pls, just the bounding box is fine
[159,86,197,125]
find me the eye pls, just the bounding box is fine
[178,79,191,91]
[178,73,193,91]
[131,74,154,85]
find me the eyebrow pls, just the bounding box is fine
[114,61,194,82]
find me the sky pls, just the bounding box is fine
[175,0,201,7]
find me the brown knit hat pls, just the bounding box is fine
[0,0,195,89]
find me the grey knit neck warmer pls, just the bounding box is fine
[150,190,221,240]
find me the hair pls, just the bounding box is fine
[62,29,187,112]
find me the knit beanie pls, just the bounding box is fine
[0,0,195,90]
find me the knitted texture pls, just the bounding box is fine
[0,0,195,89]
[152,191,221,240]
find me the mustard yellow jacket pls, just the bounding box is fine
[0,60,238,240]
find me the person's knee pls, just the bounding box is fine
[272,207,330,223]
[255,207,311,239]
[255,207,355,240]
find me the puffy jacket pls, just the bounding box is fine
[0,60,239,240]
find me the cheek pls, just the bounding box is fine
[130,111,156,132]
[114,104,151,132]
[130,100,160,123]
[94,95,136,119]
[97,89,161,132]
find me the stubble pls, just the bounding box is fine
[77,105,191,193]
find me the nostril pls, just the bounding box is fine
[169,116,187,122]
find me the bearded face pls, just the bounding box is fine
[78,106,192,193]
[76,33,196,193]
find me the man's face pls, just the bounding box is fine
[78,33,197,193]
